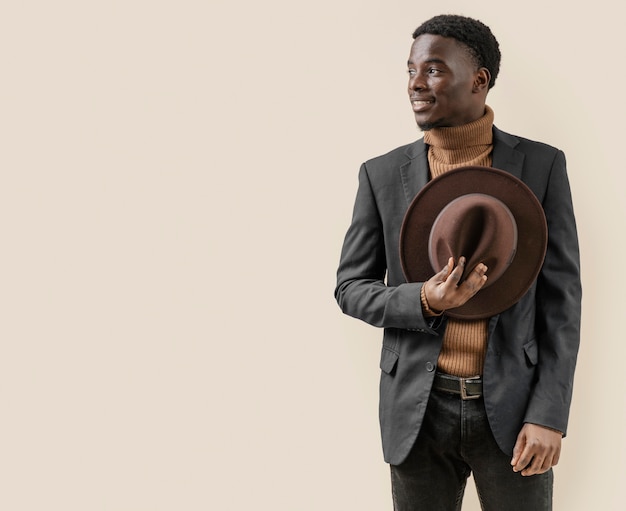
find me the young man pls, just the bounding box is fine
[335,14,581,510]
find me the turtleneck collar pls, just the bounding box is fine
[424,105,494,149]
[423,106,495,173]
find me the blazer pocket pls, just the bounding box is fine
[380,346,399,375]
[523,339,538,366]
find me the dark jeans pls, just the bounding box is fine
[390,387,553,511]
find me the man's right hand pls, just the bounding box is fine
[423,256,488,313]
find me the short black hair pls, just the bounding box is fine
[412,14,501,89]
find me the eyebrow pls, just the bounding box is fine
[407,58,446,66]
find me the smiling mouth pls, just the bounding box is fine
[411,99,435,113]
[412,99,434,110]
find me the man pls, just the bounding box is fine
[335,14,581,510]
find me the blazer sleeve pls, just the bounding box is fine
[524,150,582,435]
[334,163,437,333]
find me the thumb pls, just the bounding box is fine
[439,257,454,279]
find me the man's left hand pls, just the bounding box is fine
[510,423,562,476]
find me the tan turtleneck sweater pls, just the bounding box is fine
[421,106,495,377]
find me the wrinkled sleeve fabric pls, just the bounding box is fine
[524,150,582,435]
[334,163,436,334]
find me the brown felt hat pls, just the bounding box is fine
[399,166,547,319]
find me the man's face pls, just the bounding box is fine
[407,34,488,130]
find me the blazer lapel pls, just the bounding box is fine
[488,127,527,333]
[399,139,429,206]
[492,126,525,180]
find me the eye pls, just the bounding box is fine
[427,67,441,75]
[407,68,417,76]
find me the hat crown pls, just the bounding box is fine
[428,193,518,288]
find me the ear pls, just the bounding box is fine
[473,68,491,93]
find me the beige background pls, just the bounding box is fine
[1,1,624,509]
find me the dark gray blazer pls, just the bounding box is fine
[335,127,582,466]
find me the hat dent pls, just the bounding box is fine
[428,193,518,289]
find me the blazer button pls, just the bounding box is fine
[425,362,435,372]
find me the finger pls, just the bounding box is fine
[531,445,560,475]
[511,439,523,467]
[439,257,454,278]
[431,258,455,289]
[552,447,561,466]
[512,450,532,473]
[511,440,532,473]
[511,425,528,461]
[472,262,488,277]
[539,455,554,474]
[521,454,547,476]
[463,266,488,294]
[446,256,465,284]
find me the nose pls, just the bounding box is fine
[408,73,427,92]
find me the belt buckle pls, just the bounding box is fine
[459,376,481,400]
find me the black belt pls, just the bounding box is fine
[433,373,483,400]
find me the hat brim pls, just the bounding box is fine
[399,166,547,319]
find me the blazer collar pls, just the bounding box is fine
[492,126,524,180]
[399,139,429,206]
[399,126,525,206]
